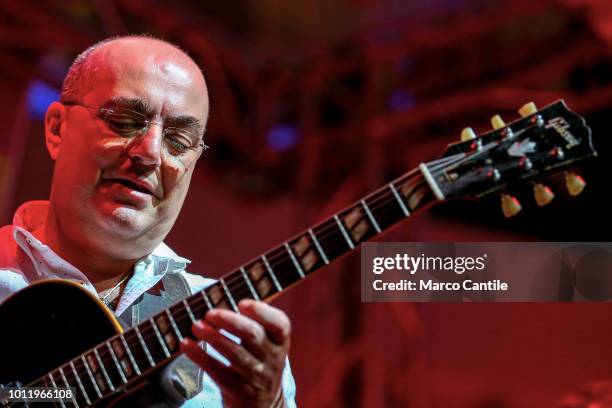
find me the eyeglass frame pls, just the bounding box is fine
[61,101,210,154]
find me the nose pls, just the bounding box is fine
[128,126,163,171]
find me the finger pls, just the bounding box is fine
[180,338,240,390]
[191,320,269,383]
[203,308,272,359]
[237,300,291,346]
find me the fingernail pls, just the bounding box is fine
[238,299,254,309]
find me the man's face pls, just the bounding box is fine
[48,40,209,259]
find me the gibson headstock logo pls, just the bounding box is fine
[545,117,580,148]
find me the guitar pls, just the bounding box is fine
[0,100,597,407]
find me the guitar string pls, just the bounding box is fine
[53,181,433,400]
[217,153,462,290]
[216,154,462,294]
[35,154,463,396]
[41,176,434,396]
[47,157,455,389]
[85,165,442,371]
[222,134,534,297]
[218,183,431,302]
[139,156,446,325]
[197,185,433,315]
[95,138,505,392]
[155,154,452,312]
[168,153,467,320]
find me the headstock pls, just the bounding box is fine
[425,100,597,217]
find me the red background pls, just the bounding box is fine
[2,1,612,406]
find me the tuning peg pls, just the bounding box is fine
[533,183,555,206]
[460,127,477,142]
[491,114,505,130]
[501,194,522,218]
[565,172,586,196]
[518,102,537,117]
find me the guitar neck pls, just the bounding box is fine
[27,160,444,405]
[122,162,439,369]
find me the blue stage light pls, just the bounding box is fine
[27,80,60,120]
[267,124,299,151]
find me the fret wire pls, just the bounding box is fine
[119,334,141,376]
[240,267,260,300]
[134,327,155,367]
[360,199,382,233]
[69,361,91,405]
[182,299,197,323]
[150,319,171,358]
[284,242,305,278]
[93,349,115,391]
[308,229,329,264]
[262,255,283,292]
[58,366,80,407]
[310,223,350,263]
[369,190,408,230]
[165,310,184,342]
[267,246,306,288]
[106,342,127,383]
[47,373,67,408]
[220,277,239,312]
[334,214,355,249]
[389,183,410,216]
[169,304,193,339]
[80,355,102,398]
[201,290,214,310]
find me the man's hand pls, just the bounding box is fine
[180,299,291,407]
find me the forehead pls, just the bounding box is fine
[81,40,209,121]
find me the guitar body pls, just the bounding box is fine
[0,280,160,407]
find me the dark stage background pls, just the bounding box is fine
[2,0,612,406]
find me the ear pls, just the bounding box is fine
[44,101,67,160]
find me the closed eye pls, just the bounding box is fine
[166,137,190,153]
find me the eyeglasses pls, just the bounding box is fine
[63,102,209,155]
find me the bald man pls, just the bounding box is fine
[0,36,296,407]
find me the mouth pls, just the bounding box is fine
[104,178,156,197]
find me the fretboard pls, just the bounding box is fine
[30,161,445,407]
